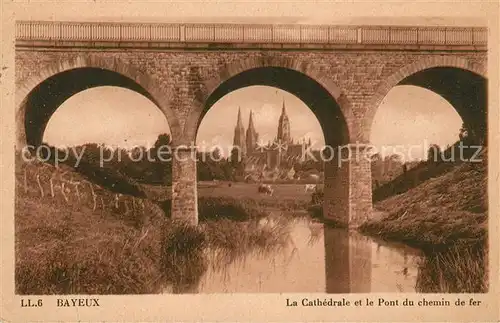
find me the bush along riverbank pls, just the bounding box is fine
[359,158,488,292]
[15,158,295,294]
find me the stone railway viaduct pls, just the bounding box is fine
[15,21,488,227]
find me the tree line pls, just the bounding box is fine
[31,122,480,190]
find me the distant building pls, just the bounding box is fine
[231,100,313,170]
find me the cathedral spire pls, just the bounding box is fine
[248,110,255,130]
[236,106,244,128]
[277,99,291,144]
[233,106,246,156]
[281,98,287,117]
[246,110,258,153]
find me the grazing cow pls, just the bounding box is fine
[305,184,317,193]
[258,184,274,196]
[309,174,320,182]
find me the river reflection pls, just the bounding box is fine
[163,215,422,293]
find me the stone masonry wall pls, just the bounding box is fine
[323,157,350,227]
[171,148,198,225]
[348,145,373,227]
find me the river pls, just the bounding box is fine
[163,213,423,293]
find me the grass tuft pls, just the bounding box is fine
[416,243,488,293]
[160,219,208,293]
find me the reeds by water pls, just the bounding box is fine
[416,243,488,293]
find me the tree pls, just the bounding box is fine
[459,122,469,141]
[230,147,243,164]
[148,133,172,184]
[229,147,245,179]
[150,133,172,158]
[370,152,382,163]
[211,147,222,162]
[427,144,442,163]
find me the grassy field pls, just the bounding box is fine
[200,182,322,200]
[145,181,322,201]
[144,181,321,214]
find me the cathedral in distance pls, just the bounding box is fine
[232,100,313,170]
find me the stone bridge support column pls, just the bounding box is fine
[323,143,373,228]
[15,113,27,152]
[171,145,198,225]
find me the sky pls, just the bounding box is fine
[14,14,488,26]
[196,87,324,156]
[370,85,462,159]
[43,87,171,149]
[43,84,463,160]
[10,1,490,27]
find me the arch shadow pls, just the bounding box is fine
[16,56,181,148]
[366,57,487,143]
[183,56,356,145]
[188,66,351,148]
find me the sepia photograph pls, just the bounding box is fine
[1,0,499,321]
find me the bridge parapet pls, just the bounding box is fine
[16,21,487,48]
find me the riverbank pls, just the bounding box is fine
[359,160,487,251]
[359,159,488,292]
[16,195,295,294]
[15,159,296,294]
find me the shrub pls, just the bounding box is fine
[160,220,208,293]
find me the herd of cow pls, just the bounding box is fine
[257,183,318,196]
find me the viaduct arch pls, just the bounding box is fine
[15,55,182,148]
[175,58,360,226]
[15,23,488,227]
[366,56,487,144]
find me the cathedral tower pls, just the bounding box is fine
[277,99,291,144]
[233,107,247,156]
[246,110,259,154]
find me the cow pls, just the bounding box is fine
[258,184,274,196]
[309,174,320,182]
[305,184,317,193]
